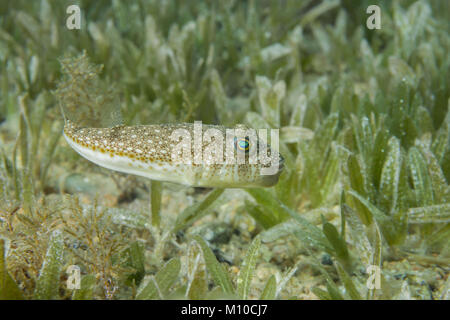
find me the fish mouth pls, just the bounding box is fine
[255,153,285,187]
[278,154,285,172]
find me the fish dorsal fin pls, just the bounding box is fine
[55,52,123,128]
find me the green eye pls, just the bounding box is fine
[235,137,250,152]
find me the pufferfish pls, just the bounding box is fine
[57,54,284,188]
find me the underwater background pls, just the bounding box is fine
[0,0,449,299]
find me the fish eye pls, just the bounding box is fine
[234,137,250,153]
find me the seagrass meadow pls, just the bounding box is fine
[0,0,449,300]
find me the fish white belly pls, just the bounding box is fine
[63,132,194,185]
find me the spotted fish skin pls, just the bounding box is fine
[63,120,284,188]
